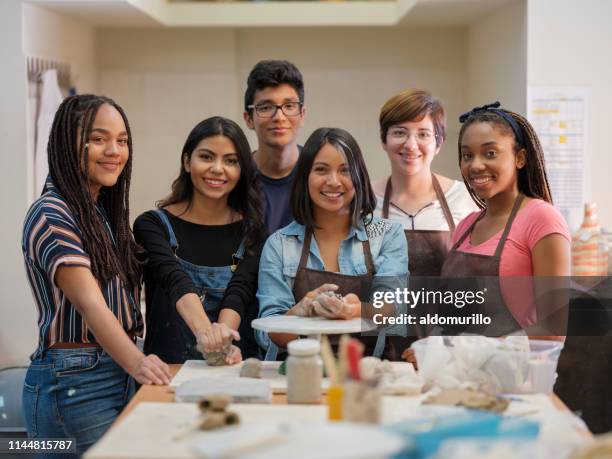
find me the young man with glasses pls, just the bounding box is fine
[243,60,306,233]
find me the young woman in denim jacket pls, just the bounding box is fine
[256,127,408,360]
[134,117,266,364]
[21,95,171,454]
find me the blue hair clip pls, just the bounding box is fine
[459,101,501,123]
[459,101,525,147]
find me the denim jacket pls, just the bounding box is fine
[256,217,408,358]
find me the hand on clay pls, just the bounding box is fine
[224,345,242,365]
[290,283,339,317]
[197,322,240,353]
[312,292,361,320]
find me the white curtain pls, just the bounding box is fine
[34,69,63,196]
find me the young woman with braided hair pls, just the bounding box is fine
[22,94,171,454]
[432,102,571,339]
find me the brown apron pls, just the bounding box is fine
[382,174,456,355]
[292,230,389,358]
[436,194,524,336]
[554,280,612,433]
[382,174,455,277]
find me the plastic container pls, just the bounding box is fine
[286,339,322,404]
[411,337,564,394]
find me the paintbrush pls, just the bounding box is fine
[320,335,339,385]
[338,334,350,382]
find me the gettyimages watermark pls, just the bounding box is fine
[361,276,612,337]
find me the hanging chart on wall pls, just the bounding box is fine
[527,87,590,231]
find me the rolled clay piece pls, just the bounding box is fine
[225,411,240,425]
[198,395,231,412]
[240,358,262,378]
[322,290,343,299]
[199,411,240,430]
[198,342,232,366]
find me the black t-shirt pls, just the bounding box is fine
[134,209,262,315]
[133,209,264,360]
[259,167,298,234]
[257,146,302,234]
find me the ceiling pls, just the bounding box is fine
[26,0,518,27]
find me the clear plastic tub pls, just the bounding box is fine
[411,336,564,394]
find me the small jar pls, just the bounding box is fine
[286,339,322,404]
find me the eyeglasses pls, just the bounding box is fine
[387,128,438,146]
[248,101,303,118]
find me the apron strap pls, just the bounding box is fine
[450,210,484,251]
[449,194,524,254]
[431,174,455,232]
[297,230,313,272]
[362,239,375,275]
[381,177,392,219]
[382,175,454,232]
[299,229,376,275]
[153,208,179,254]
[492,194,525,259]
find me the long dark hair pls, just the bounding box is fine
[47,94,140,289]
[458,109,553,209]
[291,127,376,230]
[158,116,265,250]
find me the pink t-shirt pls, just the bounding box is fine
[451,198,570,327]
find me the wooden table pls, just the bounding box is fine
[117,364,577,424]
[87,363,591,459]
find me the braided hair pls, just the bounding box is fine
[458,108,553,209]
[47,94,140,289]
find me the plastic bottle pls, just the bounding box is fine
[286,339,322,404]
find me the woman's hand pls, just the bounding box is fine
[312,292,361,320]
[289,283,339,317]
[225,345,242,365]
[131,354,172,385]
[400,347,418,370]
[196,323,240,353]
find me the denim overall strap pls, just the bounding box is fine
[152,209,179,252]
[234,239,246,260]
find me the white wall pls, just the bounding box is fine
[0,2,35,367]
[96,26,469,219]
[466,0,527,114]
[527,0,612,228]
[0,2,98,367]
[22,3,97,93]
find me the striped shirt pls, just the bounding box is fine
[22,178,143,357]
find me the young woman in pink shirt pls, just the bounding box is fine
[441,102,571,335]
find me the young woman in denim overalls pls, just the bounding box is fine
[134,117,266,364]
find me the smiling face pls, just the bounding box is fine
[185,134,241,204]
[459,122,526,201]
[308,143,356,216]
[244,83,305,151]
[382,114,440,177]
[85,103,129,199]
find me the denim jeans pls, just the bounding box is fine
[22,348,134,457]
